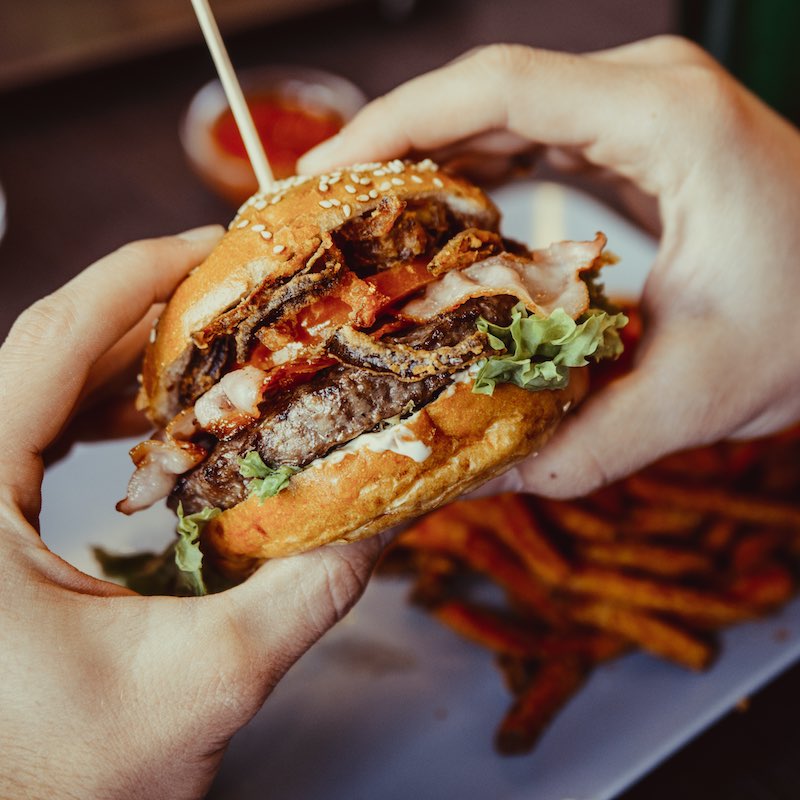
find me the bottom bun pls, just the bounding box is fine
[203,370,589,576]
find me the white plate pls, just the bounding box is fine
[40,183,800,800]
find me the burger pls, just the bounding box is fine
[115,159,626,592]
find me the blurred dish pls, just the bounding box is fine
[181,65,366,205]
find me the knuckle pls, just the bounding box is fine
[676,62,744,128]
[320,549,372,622]
[8,291,82,349]
[112,238,163,267]
[362,92,393,128]
[475,43,535,78]
[648,34,712,65]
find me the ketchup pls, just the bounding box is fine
[212,93,343,179]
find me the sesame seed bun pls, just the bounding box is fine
[139,159,498,426]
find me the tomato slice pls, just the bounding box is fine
[246,262,434,385]
[297,295,354,332]
[261,356,337,396]
[366,259,436,306]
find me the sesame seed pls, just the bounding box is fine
[236,219,250,228]
[379,181,391,191]
[433,177,444,188]
[343,203,351,218]
[259,230,272,240]
[273,244,286,254]
[251,224,265,232]
[319,200,333,209]
[149,328,156,344]
[359,177,371,185]
[391,177,405,186]
[356,194,370,202]
[254,199,267,210]
[271,195,282,204]
[368,189,378,199]
[373,169,386,176]
[318,182,329,192]
[328,175,341,185]
[345,184,356,194]
[350,172,361,183]
[410,174,423,183]
[330,198,341,207]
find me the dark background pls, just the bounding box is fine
[2,1,800,797]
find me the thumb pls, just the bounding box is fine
[210,532,389,698]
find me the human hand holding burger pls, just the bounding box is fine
[0,228,389,799]
[301,36,800,499]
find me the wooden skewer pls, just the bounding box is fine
[190,0,274,192]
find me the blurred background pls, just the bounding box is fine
[1,1,800,798]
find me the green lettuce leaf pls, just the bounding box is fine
[95,503,227,597]
[175,503,220,596]
[238,451,298,501]
[473,304,628,396]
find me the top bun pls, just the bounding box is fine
[140,159,499,425]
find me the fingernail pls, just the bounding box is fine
[297,133,343,174]
[178,224,224,243]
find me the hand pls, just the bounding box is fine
[0,228,386,800]
[300,36,800,498]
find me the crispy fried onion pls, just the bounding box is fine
[178,334,233,408]
[337,196,452,271]
[328,325,490,380]
[234,258,345,362]
[340,194,406,239]
[427,228,503,276]
[402,233,606,322]
[194,365,267,438]
[194,234,335,347]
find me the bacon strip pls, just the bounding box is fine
[117,439,206,514]
[194,365,267,438]
[402,233,606,322]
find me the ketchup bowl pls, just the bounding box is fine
[181,65,367,205]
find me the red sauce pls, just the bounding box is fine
[212,93,343,179]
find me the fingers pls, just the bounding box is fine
[299,42,687,185]
[511,322,740,499]
[197,535,387,733]
[0,225,223,517]
[81,302,163,401]
[226,534,386,662]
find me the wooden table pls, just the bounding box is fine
[2,1,799,797]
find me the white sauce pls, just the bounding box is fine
[312,415,432,468]
[310,370,475,469]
